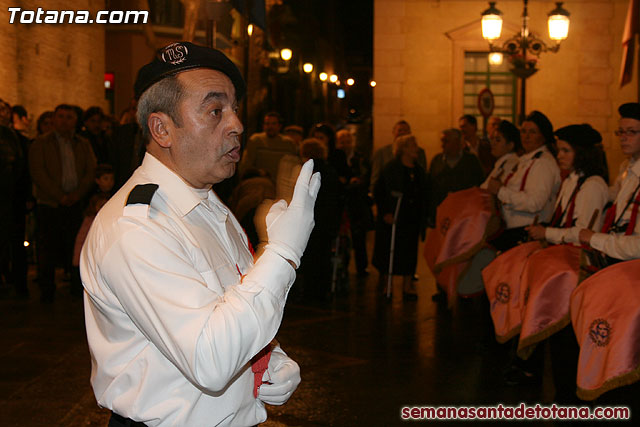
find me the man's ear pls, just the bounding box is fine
[148,112,173,148]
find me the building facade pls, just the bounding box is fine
[0,0,107,123]
[373,0,639,176]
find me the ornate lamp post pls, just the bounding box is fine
[481,0,570,123]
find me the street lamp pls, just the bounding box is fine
[329,74,338,83]
[319,72,328,82]
[303,63,313,73]
[280,48,292,61]
[481,0,570,122]
[346,78,355,86]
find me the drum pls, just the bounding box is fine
[570,259,640,400]
[517,244,581,359]
[424,187,501,305]
[482,241,543,343]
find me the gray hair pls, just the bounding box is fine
[394,134,417,157]
[136,74,185,143]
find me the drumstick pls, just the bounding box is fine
[587,209,599,230]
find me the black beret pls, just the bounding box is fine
[525,110,554,145]
[554,124,602,149]
[134,42,246,100]
[619,102,640,121]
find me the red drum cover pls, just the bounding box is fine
[482,241,543,343]
[517,244,581,359]
[424,188,501,305]
[570,259,640,400]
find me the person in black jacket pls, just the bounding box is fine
[373,135,429,299]
[336,129,373,277]
[297,138,345,302]
[429,128,484,222]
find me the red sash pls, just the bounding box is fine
[503,151,541,190]
[482,241,543,343]
[424,188,501,305]
[251,345,272,398]
[570,259,640,400]
[601,182,640,234]
[550,179,583,228]
[517,244,581,359]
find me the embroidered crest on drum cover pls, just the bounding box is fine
[495,283,510,304]
[440,217,451,236]
[589,318,611,347]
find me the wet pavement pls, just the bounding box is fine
[0,233,626,426]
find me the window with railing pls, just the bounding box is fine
[463,51,516,129]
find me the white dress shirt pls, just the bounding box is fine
[81,153,296,426]
[544,172,608,244]
[590,157,640,260]
[480,152,519,190]
[497,146,561,229]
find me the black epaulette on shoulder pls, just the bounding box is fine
[124,183,159,217]
[533,150,543,159]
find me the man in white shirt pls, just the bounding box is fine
[81,42,320,426]
[580,102,640,261]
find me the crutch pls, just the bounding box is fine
[386,191,403,298]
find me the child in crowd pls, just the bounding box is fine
[94,163,115,197]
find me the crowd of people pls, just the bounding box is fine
[0,99,131,302]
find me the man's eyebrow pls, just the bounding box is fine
[200,91,227,107]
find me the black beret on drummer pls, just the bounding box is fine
[619,102,640,121]
[134,42,246,100]
[554,124,602,149]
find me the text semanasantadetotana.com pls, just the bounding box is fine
[7,7,148,24]
[401,403,630,421]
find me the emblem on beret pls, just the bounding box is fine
[589,318,611,347]
[160,42,189,65]
[440,217,451,236]
[495,283,510,304]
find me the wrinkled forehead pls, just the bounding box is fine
[619,117,640,128]
[177,68,237,103]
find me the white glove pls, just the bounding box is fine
[258,352,301,405]
[264,159,321,268]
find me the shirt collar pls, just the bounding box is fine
[629,157,640,178]
[522,145,547,161]
[54,131,74,143]
[139,153,227,219]
[566,171,583,184]
[496,152,516,166]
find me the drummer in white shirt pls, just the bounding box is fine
[527,124,609,244]
[480,119,521,190]
[486,111,561,252]
[580,102,640,261]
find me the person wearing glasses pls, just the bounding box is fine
[579,102,640,261]
[486,111,561,251]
